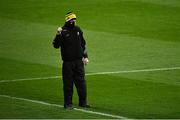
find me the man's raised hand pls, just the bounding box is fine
[57,27,62,35]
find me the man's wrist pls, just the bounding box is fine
[56,31,61,35]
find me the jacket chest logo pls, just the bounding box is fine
[65,34,70,37]
[64,31,79,38]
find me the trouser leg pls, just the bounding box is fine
[62,61,74,107]
[74,60,87,106]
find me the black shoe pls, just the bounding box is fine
[64,104,73,109]
[79,104,91,108]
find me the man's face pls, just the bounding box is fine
[65,19,76,28]
[69,19,76,25]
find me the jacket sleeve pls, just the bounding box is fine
[52,34,63,49]
[80,30,88,58]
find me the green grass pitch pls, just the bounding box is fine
[0,0,180,119]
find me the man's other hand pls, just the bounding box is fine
[82,58,89,65]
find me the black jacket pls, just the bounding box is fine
[53,25,88,61]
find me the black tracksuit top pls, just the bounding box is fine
[53,26,88,61]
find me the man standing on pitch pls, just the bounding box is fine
[52,12,90,109]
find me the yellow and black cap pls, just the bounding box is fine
[65,12,76,22]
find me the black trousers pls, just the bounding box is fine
[62,60,87,107]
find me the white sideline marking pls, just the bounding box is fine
[0,66,180,83]
[86,66,180,75]
[0,76,61,83]
[0,94,127,119]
